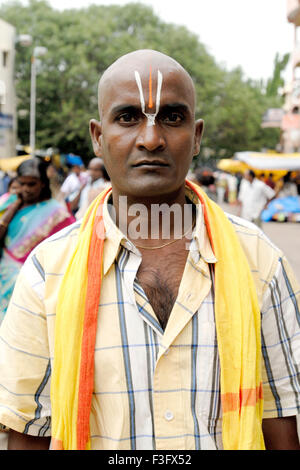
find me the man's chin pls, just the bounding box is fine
[121,179,185,201]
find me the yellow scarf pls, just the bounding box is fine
[51,182,265,450]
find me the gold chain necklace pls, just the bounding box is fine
[133,224,194,250]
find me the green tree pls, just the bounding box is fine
[0,0,284,164]
[266,52,290,98]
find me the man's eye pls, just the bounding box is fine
[163,112,184,124]
[117,113,137,123]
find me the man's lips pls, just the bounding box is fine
[131,160,170,168]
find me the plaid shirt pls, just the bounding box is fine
[0,187,300,450]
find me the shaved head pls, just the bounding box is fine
[90,48,204,201]
[98,49,196,119]
[89,157,103,168]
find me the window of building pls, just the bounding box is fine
[2,51,9,67]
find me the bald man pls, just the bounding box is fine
[75,157,110,219]
[0,50,300,451]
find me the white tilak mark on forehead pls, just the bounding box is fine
[134,70,163,126]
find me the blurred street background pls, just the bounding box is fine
[221,201,300,281]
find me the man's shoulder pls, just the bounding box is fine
[225,212,282,300]
[253,177,263,185]
[14,220,82,310]
[254,178,271,192]
[41,218,81,243]
[225,211,261,233]
[237,179,249,198]
[65,173,78,182]
[30,219,81,272]
[225,211,279,252]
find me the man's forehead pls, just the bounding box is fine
[101,50,185,80]
[99,62,195,115]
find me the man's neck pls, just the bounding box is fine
[110,186,194,247]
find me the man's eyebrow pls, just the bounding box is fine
[110,104,140,116]
[158,103,190,113]
[109,102,191,117]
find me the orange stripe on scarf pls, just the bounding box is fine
[185,180,215,253]
[51,438,64,450]
[76,197,107,449]
[221,384,263,413]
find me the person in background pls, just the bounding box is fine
[0,171,10,197]
[235,171,243,197]
[60,163,82,197]
[264,173,275,190]
[294,171,300,195]
[60,156,89,213]
[194,167,217,202]
[0,158,75,323]
[75,158,111,220]
[259,173,266,182]
[215,171,227,204]
[238,169,276,227]
[226,173,238,204]
[278,172,298,198]
[0,177,21,218]
[46,163,65,202]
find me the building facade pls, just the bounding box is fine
[0,18,16,159]
[283,0,300,152]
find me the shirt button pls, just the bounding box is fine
[164,410,174,421]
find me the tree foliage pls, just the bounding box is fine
[0,0,286,164]
[266,52,290,98]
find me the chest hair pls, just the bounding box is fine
[137,248,188,330]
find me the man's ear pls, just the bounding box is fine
[89,119,103,157]
[193,119,204,156]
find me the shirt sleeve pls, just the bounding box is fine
[60,178,70,195]
[60,175,76,195]
[263,183,275,200]
[261,255,300,418]
[237,180,246,202]
[0,255,51,436]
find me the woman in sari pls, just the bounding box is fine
[0,177,21,218]
[0,158,75,323]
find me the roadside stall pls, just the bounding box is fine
[0,155,31,172]
[217,152,300,222]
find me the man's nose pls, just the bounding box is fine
[136,120,166,152]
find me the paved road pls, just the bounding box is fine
[221,202,300,282]
[263,221,300,282]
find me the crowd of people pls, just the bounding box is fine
[0,156,298,328]
[0,154,299,329]
[0,156,111,325]
[192,167,300,225]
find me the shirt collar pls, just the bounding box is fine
[101,185,217,275]
[185,185,217,264]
